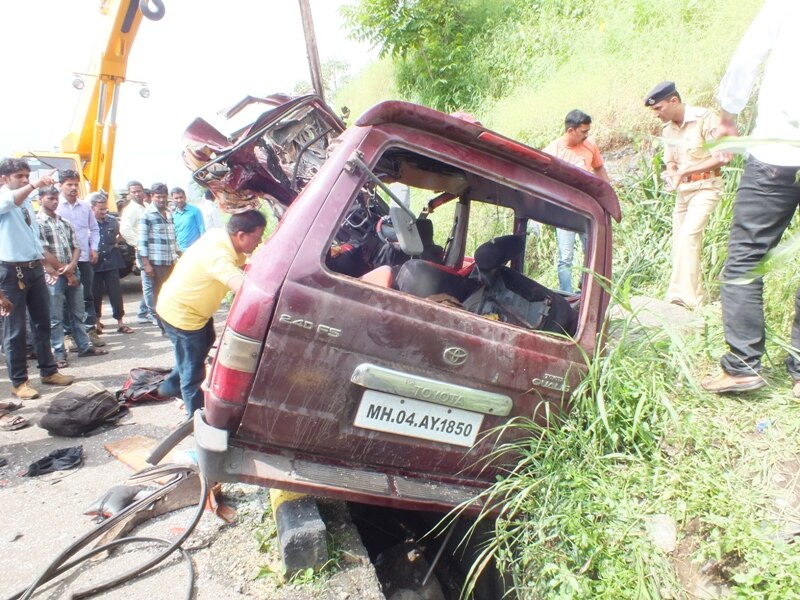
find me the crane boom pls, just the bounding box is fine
[60,0,164,195]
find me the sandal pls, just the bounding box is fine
[95,322,104,334]
[0,411,30,431]
[78,347,108,357]
[117,325,134,334]
[0,401,22,412]
[56,359,69,369]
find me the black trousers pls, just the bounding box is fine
[93,268,124,322]
[0,263,57,386]
[720,157,800,378]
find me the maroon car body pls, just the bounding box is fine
[190,98,620,514]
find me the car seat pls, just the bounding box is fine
[464,235,578,335]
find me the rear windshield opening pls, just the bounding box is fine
[323,145,590,338]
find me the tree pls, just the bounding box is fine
[293,58,352,98]
[342,0,504,112]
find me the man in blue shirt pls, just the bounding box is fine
[170,187,205,252]
[0,158,73,400]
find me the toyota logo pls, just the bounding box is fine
[443,346,468,366]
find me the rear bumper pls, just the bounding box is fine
[193,410,486,513]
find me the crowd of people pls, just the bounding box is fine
[0,161,261,431]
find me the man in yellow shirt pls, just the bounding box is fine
[156,210,266,415]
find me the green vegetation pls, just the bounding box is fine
[337,1,800,597]
[340,0,763,146]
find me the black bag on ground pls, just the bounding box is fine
[40,383,128,437]
[116,367,172,404]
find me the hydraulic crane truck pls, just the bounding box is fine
[17,0,165,206]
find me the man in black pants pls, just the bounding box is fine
[701,0,800,395]
[89,193,132,334]
[0,158,74,399]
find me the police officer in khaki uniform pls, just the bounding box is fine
[645,81,729,309]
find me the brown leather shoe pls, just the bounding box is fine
[41,372,75,386]
[701,371,765,394]
[12,381,40,400]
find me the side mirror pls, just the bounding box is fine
[389,206,423,257]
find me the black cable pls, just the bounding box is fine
[8,464,207,600]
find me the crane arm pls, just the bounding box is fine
[61,0,164,193]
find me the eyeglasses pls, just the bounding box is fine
[20,206,31,226]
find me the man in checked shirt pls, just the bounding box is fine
[138,182,178,333]
[38,187,107,367]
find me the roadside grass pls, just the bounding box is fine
[454,150,800,598]
[459,273,800,598]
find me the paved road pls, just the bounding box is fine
[0,277,383,599]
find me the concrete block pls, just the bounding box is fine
[270,489,329,573]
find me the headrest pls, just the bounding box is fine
[474,235,525,270]
[416,218,434,243]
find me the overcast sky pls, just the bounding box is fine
[0,0,376,194]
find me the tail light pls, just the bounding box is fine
[211,329,261,403]
[205,329,262,429]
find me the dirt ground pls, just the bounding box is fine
[0,277,384,599]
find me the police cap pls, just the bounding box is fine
[644,81,677,106]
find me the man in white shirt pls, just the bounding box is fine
[120,180,155,324]
[701,0,800,395]
[199,189,223,230]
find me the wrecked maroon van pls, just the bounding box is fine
[186,98,620,513]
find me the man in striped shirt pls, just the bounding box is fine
[138,182,178,332]
[38,187,107,367]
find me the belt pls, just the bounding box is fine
[0,260,42,269]
[682,168,722,184]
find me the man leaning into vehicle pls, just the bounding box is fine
[156,210,266,415]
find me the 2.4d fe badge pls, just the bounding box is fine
[278,314,341,339]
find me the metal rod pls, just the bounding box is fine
[347,155,416,221]
[298,0,325,102]
[421,519,458,586]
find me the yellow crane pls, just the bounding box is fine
[18,0,165,205]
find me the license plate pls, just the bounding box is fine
[354,390,483,447]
